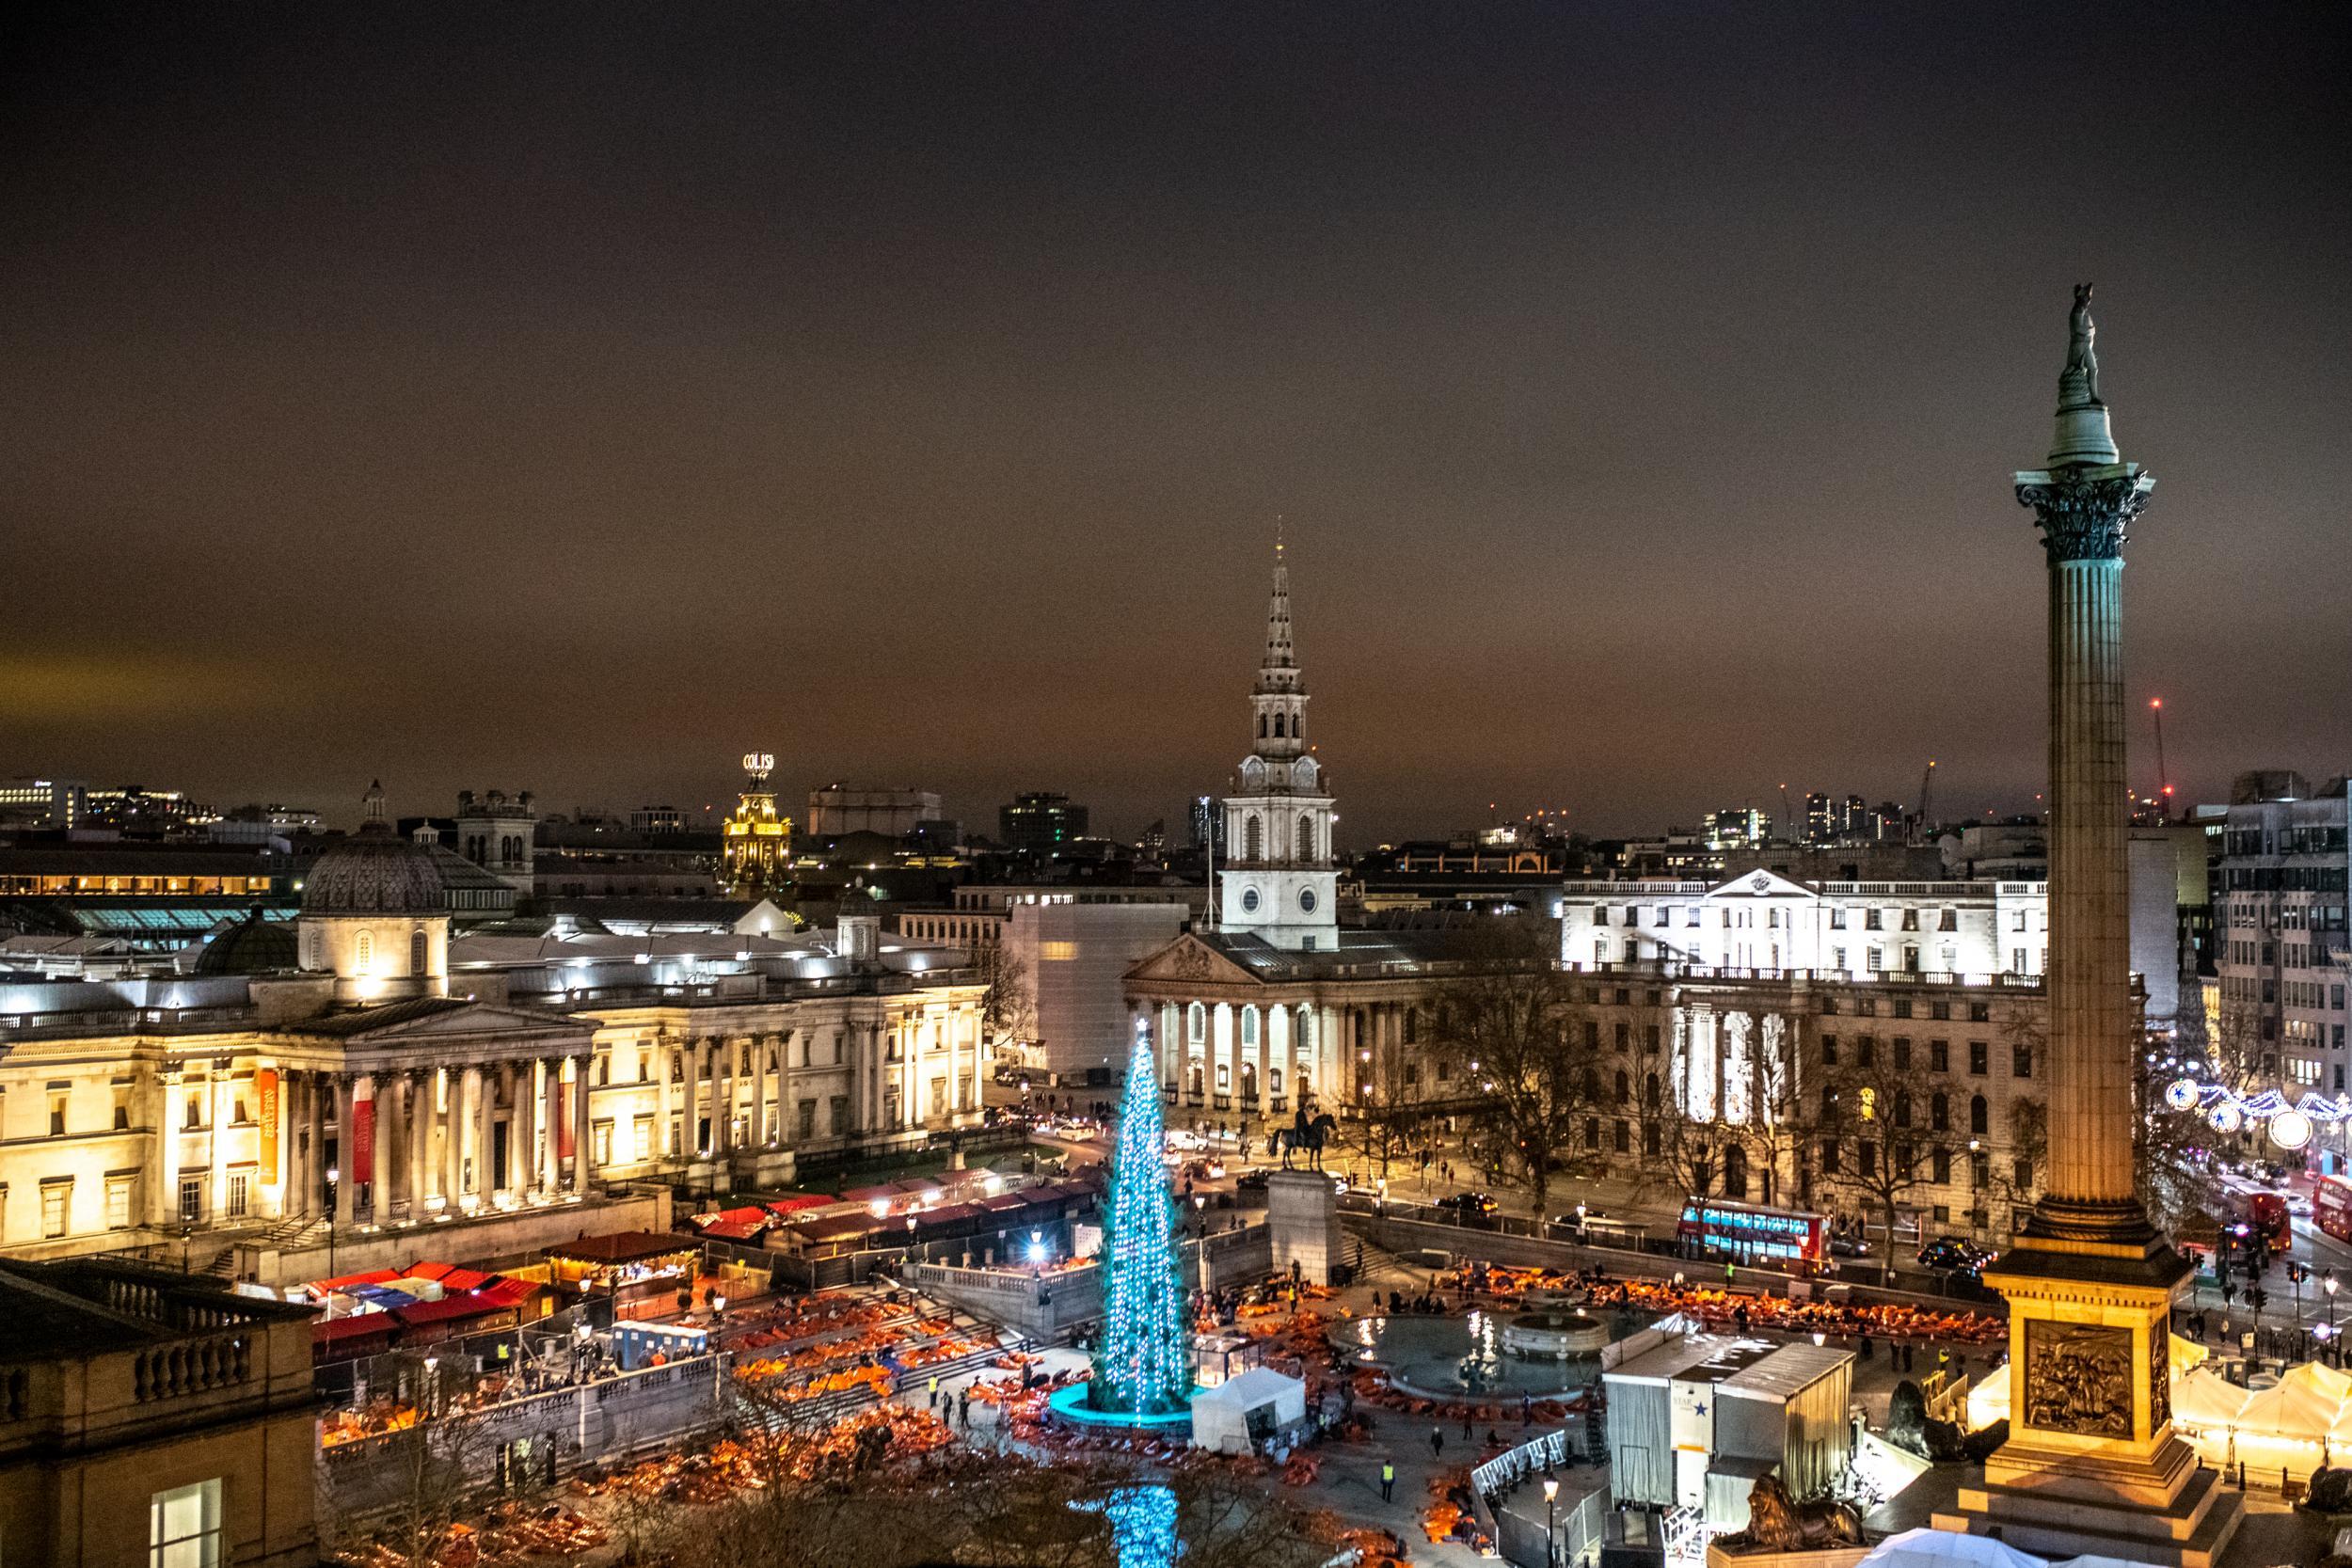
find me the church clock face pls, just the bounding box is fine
[1298,888,1318,913]
[1241,887,1261,913]
[1292,757,1317,788]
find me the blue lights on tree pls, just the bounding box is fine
[1089,1022,1191,1416]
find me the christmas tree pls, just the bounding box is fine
[1089,1023,1192,1415]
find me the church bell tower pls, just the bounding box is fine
[1218,538,1338,950]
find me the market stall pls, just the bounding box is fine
[543,1230,701,1309]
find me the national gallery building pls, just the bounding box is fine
[0,787,983,1273]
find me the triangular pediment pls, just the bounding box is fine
[1124,932,1265,988]
[285,996,591,1044]
[1708,869,1816,899]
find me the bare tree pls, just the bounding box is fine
[977,941,1037,1067]
[1819,1048,1961,1282]
[1425,917,1587,1214]
[319,1360,494,1568]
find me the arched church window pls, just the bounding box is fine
[1295,1006,1314,1051]
[1290,710,1301,738]
[1188,1003,1206,1044]
[1272,712,1284,738]
[356,930,373,972]
[1258,714,1268,738]
[410,927,428,974]
[1245,815,1263,860]
[1297,813,1314,861]
[1242,1006,1260,1048]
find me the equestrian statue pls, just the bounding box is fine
[1273,1102,1337,1171]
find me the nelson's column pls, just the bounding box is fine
[1938,289,2241,1565]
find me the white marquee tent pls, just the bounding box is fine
[1187,1366,1306,1455]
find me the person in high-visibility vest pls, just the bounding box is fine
[929,1374,941,1409]
[1379,1461,1395,1501]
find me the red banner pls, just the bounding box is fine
[556,1076,576,1161]
[352,1094,375,1185]
[257,1069,280,1185]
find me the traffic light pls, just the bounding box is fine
[2249,1287,2269,1313]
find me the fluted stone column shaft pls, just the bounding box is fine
[440,1069,462,1204]
[684,1042,705,1155]
[656,1038,674,1159]
[570,1055,590,1188]
[377,1072,403,1213]
[715,1038,734,1154]
[2047,556,2134,1206]
[541,1058,562,1190]
[408,1070,433,1207]
[332,1076,357,1224]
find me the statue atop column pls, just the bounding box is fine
[2061,282,2101,408]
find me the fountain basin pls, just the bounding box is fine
[1046,1380,1200,1433]
[1330,1312,1599,1402]
[1500,1310,1610,1359]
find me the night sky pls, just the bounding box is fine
[6,5,2347,842]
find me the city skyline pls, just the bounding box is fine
[6,7,2347,838]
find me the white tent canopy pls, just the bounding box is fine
[1856,1527,2046,1568]
[2233,1361,2348,1441]
[2169,1366,2252,1427]
[1187,1367,1306,1455]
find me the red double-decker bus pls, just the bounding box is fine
[2217,1174,2291,1243]
[2313,1177,2352,1244]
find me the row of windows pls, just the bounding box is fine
[1184,1002,1318,1047]
[1588,905,1988,933]
[1820,1035,2026,1078]
[1816,1139,2030,1190]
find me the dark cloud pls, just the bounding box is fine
[4,4,2347,836]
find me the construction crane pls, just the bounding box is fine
[1915,758,1938,842]
[2151,699,2172,820]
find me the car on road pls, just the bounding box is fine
[1917,1238,1995,1276]
[1828,1233,1873,1259]
[2287,1194,2315,1219]
[1232,1170,1269,1195]
[1437,1192,1501,1227]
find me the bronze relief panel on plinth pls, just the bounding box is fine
[2150,1337,2169,1431]
[2022,1320,2135,1439]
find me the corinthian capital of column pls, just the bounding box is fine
[2019,470,2154,563]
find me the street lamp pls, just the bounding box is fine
[2328,1272,2340,1338]
[1543,1476,1560,1566]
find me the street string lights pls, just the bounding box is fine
[2161,1076,2331,1151]
[1088,1020,1192,1418]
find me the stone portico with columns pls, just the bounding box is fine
[267,999,596,1227]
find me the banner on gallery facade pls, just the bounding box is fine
[257,1069,280,1184]
[352,1095,375,1186]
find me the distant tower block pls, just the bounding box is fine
[1939,289,2239,1567]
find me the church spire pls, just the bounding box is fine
[1261,526,1296,683]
